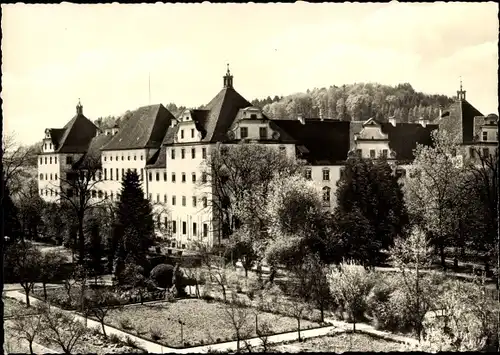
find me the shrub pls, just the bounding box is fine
[150,326,162,341]
[120,317,133,330]
[108,333,122,344]
[150,264,174,289]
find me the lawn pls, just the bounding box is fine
[3,296,39,318]
[272,332,411,353]
[104,298,322,347]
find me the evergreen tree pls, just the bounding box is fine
[335,157,409,265]
[86,217,104,283]
[114,170,154,268]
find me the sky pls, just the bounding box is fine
[2,2,498,145]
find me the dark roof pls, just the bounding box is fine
[380,122,439,161]
[270,119,351,165]
[47,128,66,148]
[198,87,252,142]
[435,99,483,144]
[102,104,174,150]
[55,113,98,153]
[73,133,114,169]
[145,146,167,169]
[161,125,178,145]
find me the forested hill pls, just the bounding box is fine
[251,83,455,123]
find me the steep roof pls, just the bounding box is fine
[270,119,351,165]
[198,87,253,142]
[55,113,98,153]
[73,133,114,169]
[145,145,167,169]
[102,104,174,151]
[435,99,483,144]
[380,123,439,161]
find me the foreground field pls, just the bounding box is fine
[104,298,322,347]
[272,332,411,353]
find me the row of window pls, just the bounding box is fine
[163,219,209,238]
[44,142,53,150]
[469,147,492,158]
[180,128,197,140]
[305,169,330,181]
[39,173,58,181]
[239,127,268,139]
[40,156,58,165]
[482,131,499,141]
[103,168,141,181]
[104,154,144,162]
[148,171,207,183]
[171,147,207,160]
[148,193,209,208]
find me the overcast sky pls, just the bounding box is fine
[2,2,498,145]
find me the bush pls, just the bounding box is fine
[150,326,162,341]
[120,317,133,330]
[108,333,122,344]
[150,264,174,289]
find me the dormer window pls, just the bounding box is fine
[259,127,267,139]
[181,130,184,139]
[250,114,257,119]
[240,127,248,139]
[483,131,488,141]
[191,129,194,138]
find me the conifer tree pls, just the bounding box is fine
[113,170,154,269]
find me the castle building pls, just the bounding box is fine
[37,68,498,253]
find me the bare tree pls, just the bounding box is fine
[283,297,312,342]
[84,288,122,338]
[9,308,43,355]
[222,292,251,352]
[49,154,109,263]
[2,134,38,195]
[196,241,230,302]
[39,250,68,301]
[38,304,87,354]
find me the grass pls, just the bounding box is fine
[103,298,322,347]
[272,332,412,353]
[3,296,39,318]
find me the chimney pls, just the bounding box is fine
[76,99,83,115]
[388,117,396,127]
[297,114,305,125]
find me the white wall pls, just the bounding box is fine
[307,165,343,209]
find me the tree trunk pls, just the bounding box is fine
[78,215,85,264]
[43,282,48,301]
[23,286,31,307]
[453,247,459,269]
[29,342,34,355]
[244,268,248,278]
[439,245,446,270]
[101,321,107,338]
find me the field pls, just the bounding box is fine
[103,298,322,347]
[272,332,411,353]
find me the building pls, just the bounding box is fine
[37,68,497,252]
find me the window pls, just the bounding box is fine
[203,196,208,208]
[134,168,137,174]
[45,157,48,164]
[172,172,176,183]
[369,149,376,158]
[202,148,207,159]
[121,169,125,178]
[134,155,136,161]
[97,171,102,180]
[279,146,286,154]
[483,148,489,157]
[45,190,48,196]
[322,186,331,204]
[191,148,196,159]
[203,223,208,237]
[98,191,103,199]
[382,149,388,158]
[104,156,107,161]
[104,169,107,180]
[181,130,184,139]
[192,196,197,207]
[156,194,160,203]
[164,194,167,203]
[182,222,187,234]
[181,149,185,159]
[55,174,58,180]
[40,174,44,180]
[55,157,57,164]
[483,131,488,141]
[182,196,186,206]
[116,156,119,161]
[49,143,52,149]
[55,190,58,196]
[191,129,195,138]
[45,174,48,180]
[110,169,113,180]
[92,190,97,198]
[116,168,119,180]
[163,172,167,181]
[192,173,196,183]
[240,127,248,139]
[172,221,177,234]
[110,192,114,200]
[164,217,168,227]
[193,223,197,236]
[172,195,176,205]
[50,157,52,164]
[149,172,152,181]
[121,155,124,161]
[305,169,312,180]
[322,169,330,181]
[44,143,47,150]
[171,149,175,159]
[182,173,186,183]
[156,172,160,181]
[50,173,53,180]
[259,127,267,139]
[470,147,475,158]
[105,191,108,199]
[127,155,130,161]
[110,156,113,161]
[202,172,207,183]
[140,169,144,180]
[50,189,53,197]
[40,158,43,165]
[40,189,43,195]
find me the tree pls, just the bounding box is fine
[85,217,104,284]
[122,263,148,303]
[53,153,108,263]
[16,179,45,241]
[326,261,374,332]
[389,228,436,340]
[222,292,251,352]
[2,134,38,196]
[404,130,465,269]
[9,241,43,306]
[40,250,68,301]
[335,156,409,266]
[38,304,87,354]
[3,183,22,244]
[150,263,175,290]
[84,288,122,338]
[114,170,154,268]
[9,307,43,355]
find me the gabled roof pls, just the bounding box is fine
[145,146,167,169]
[102,104,174,151]
[379,122,439,161]
[198,87,253,142]
[73,133,114,169]
[46,128,66,148]
[270,119,351,165]
[56,113,98,153]
[435,99,483,144]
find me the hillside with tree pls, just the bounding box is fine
[252,83,454,123]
